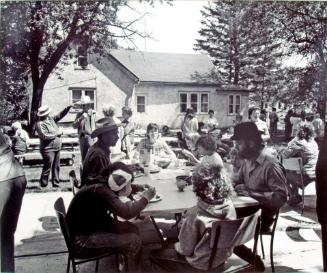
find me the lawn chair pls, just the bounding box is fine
[150,209,262,272]
[54,197,126,273]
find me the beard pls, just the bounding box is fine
[238,146,258,159]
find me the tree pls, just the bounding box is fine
[194,1,284,109]
[274,2,327,118]
[0,0,168,133]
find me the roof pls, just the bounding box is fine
[109,49,218,84]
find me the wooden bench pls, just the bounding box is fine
[15,150,78,166]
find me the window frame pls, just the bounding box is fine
[69,88,96,113]
[179,92,210,114]
[228,94,242,115]
[136,94,147,113]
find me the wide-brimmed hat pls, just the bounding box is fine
[230,122,261,141]
[75,95,92,105]
[108,169,133,192]
[37,105,51,117]
[91,117,121,138]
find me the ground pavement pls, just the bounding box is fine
[13,180,324,273]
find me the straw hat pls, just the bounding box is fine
[37,105,51,117]
[91,117,121,138]
[75,95,92,105]
[108,169,133,192]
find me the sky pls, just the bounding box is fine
[118,0,208,54]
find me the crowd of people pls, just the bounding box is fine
[0,100,325,272]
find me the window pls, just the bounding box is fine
[136,95,146,113]
[77,46,88,69]
[179,92,209,113]
[71,88,96,111]
[228,95,241,115]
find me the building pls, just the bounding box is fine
[42,49,250,129]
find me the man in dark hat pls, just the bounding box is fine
[81,117,121,185]
[230,121,288,271]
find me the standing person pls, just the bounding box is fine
[248,107,270,142]
[312,113,325,139]
[0,131,27,272]
[231,122,288,270]
[205,109,219,132]
[316,124,327,271]
[181,108,199,152]
[269,107,279,135]
[36,105,73,187]
[72,95,96,162]
[121,106,135,159]
[81,117,121,185]
[284,109,294,141]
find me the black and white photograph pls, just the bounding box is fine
[0,0,327,272]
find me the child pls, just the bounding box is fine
[180,135,224,169]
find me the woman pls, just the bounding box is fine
[0,131,27,272]
[181,108,200,152]
[205,109,219,132]
[151,165,236,271]
[135,123,176,167]
[281,123,319,205]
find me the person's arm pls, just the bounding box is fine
[261,123,270,141]
[248,163,288,210]
[280,139,302,158]
[53,105,72,123]
[35,121,57,140]
[161,140,177,161]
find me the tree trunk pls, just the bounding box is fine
[28,85,44,136]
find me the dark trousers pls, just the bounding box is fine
[40,150,61,187]
[79,135,93,163]
[0,176,27,272]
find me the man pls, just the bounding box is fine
[121,106,135,158]
[81,116,120,185]
[0,131,27,272]
[36,104,72,187]
[231,122,288,270]
[248,107,270,142]
[72,95,96,162]
[269,107,279,135]
[66,162,156,270]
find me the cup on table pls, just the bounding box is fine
[144,165,150,175]
[176,175,188,192]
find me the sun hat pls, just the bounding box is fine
[230,122,262,141]
[37,105,51,117]
[108,169,133,192]
[91,117,121,138]
[11,121,22,130]
[75,95,92,105]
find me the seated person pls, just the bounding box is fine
[151,164,236,271]
[66,162,156,269]
[280,123,319,205]
[205,109,219,133]
[134,123,177,168]
[182,135,224,169]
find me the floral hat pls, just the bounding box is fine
[192,165,234,205]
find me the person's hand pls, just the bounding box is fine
[68,104,75,110]
[82,112,88,119]
[234,184,250,197]
[142,186,156,201]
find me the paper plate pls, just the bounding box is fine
[149,194,163,203]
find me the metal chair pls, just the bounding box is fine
[281,157,305,213]
[54,197,126,273]
[259,210,279,272]
[150,209,262,272]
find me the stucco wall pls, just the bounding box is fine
[42,61,127,125]
[131,83,249,129]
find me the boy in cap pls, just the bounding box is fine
[36,104,73,187]
[66,162,156,270]
[72,95,96,161]
[230,122,288,271]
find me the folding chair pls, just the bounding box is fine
[54,197,126,273]
[259,210,279,272]
[150,209,262,272]
[281,157,305,213]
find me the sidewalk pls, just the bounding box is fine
[14,184,324,273]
